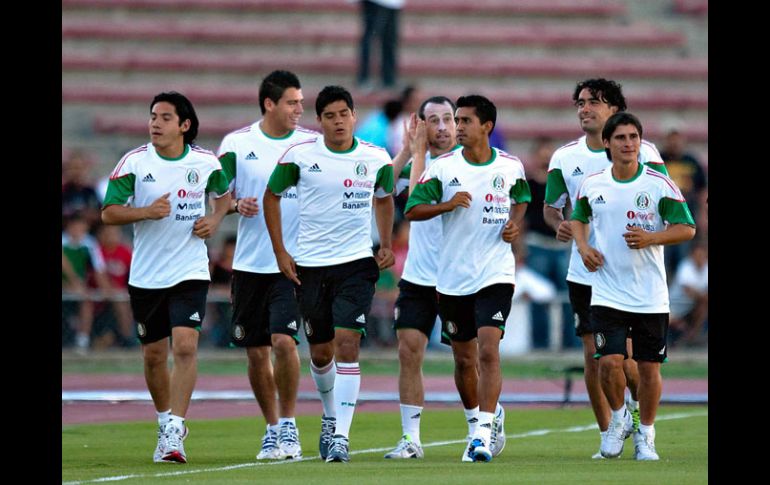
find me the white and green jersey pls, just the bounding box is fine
[267,136,394,267]
[397,146,461,287]
[218,121,318,273]
[103,144,230,289]
[571,164,694,313]
[405,147,531,296]
[545,135,667,285]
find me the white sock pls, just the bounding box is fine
[400,404,423,444]
[611,405,628,422]
[464,406,480,437]
[333,362,361,438]
[167,414,185,433]
[311,359,336,418]
[268,423,280,434]
[494,402,504,418]
[278,417,296,427]
[639,423,655,436]
[476,411,495,443]
[156,409,171,428]
[627,397,639,411]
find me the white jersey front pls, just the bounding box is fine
[397,148,460,287]
[218,121,318,273]
[104,144,230,289]
[545,135,666,285]
[406,147,531,296]
[571,165,694,313]
[267,137,394,267]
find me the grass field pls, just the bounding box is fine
[62,406,708,484]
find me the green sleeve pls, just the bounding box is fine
[206,170,230,196]
[510,178,532,204]
[399,162,411,179]
[544,169,568,204]
[103,174,136,207]
[405,178,443,213]
[644,160,669,176]
[376,164,395,193]
[570,197,592,223]
[218,152,237,183]
[658,198,695,225]
[267,163,300,194]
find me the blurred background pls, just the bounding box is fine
[61,0,707,356]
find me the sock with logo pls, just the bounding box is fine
[464,406,480,437]
[333,362,361,438]
[400,404,423,444]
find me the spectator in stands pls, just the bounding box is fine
[522,137,571,349]
[356,98,403,153]
[62,150,102,231]
[659,128,707,275]
[356,0,405,91]
[570,112,695,461]
[62,214,112,354]
[95,224,136,348]
[668,239,708,347]
[205,235,236,347]
[101,91,231,464]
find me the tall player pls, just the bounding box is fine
[217,70,317,460]
[543,78,668,458]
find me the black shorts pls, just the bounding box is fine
[568,281,593,337]
[394,279,440,338]
[230,270,301,347]
[128,280,209,344]
[437,283,514,342]
[296,257,380,345]
[591,306,669,363]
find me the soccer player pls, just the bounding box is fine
[570,112,695,460]
[217,70,317,460]
[384,96,506,460]
[263,85,395,463]
[543,78,668,458]
[101,92,231,464]
[405,95,530,462]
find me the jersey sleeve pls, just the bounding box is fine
[374,164,395,197]
[206,169,230,198]
[545,168,568,207]
[103,174,135,207]
[657,174,695,226]
[267,162,300,195]
[641,141,669,176]
[405,165,443,213]
[510,178,532,204]
[570,196,592,223]
[218,152,237,187]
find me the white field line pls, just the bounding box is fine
[63,410,707,484]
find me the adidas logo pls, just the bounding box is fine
[595,195,606,204]
[308,163,322,172]
[245,151,258,160]
[355,314,366,324]
[448,177,461,186]
[480,423,492,430]
[467,417,479,424]
[571,166,584,176]
[287,320,298,331]
[189,312,201,322]
[142,173,156,182]
[410,412,422,419]
[492,311,504,321]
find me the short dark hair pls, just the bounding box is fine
[418,96,456,120]
[315,85,354,116]
[151,91,199,145]
[383,99,403,121]
[602,112,643,160]
[456,94,497,131]
[573,78,627,112]
[259,70,301,115]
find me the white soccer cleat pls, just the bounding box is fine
[384,434,424,459]
[161,424,188,464]
[256,425,283,460]
[490,406,506,457]
[461,434,473,462]
[600,410,634,458]
[278,421,303,460]
[633,429,660,461]
[467,436,492,462]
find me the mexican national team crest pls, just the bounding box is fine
[137,323,146,338]
[595,332,606,349]
[634,192,652,210]
[233,324,245,341]
[354,162,368,179]
[186,168,200,186]
[491,174,506,192]
[446,320,457,335]
[304,319,313,337]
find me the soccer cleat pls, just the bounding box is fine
[467,437,492,462]
[319,416,336,460]
[278,421,303,460]
[384,434,424,459]
[600,410,634,458]
[490,406,506,457]
[633,429,660,461]
[161,424,188,463]
[591,431,607,459]
[154,423,188,462]
[630,406,641,433]
[325,434,350,463]
[256,425,283,460]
